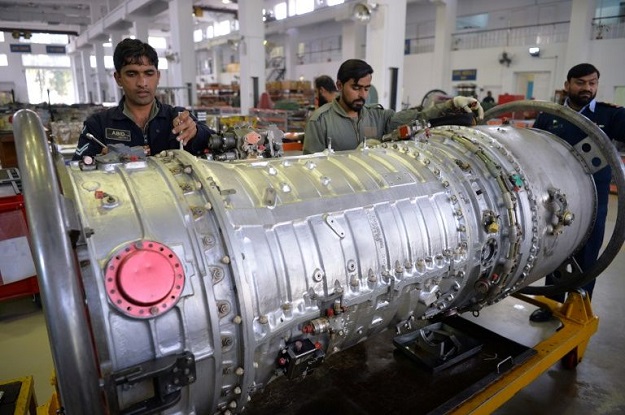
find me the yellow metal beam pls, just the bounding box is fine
[449,291,597,414]
[0,375,37,415]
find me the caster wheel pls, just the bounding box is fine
[561,348,579,369]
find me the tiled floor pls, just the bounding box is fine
[1,196,624,414]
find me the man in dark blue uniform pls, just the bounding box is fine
[73,38,214,160]
[530,63,625,322]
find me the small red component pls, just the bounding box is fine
[244,131,261,145]
[314,342,322,350]
[397,125,410,139]
[326,308,334,317]
[278,357,287,366]
[302,324,314,334]
[94,190,105,199]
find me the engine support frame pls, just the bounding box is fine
[450,291,596,414]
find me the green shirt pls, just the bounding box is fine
[303,98,450,154]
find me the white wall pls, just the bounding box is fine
[224,34,624,108]
[0,41,36,103]
[401,42,569,106]
[588,38,625,104]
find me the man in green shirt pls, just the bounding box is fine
[303,59,483,154]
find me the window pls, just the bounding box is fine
[296,35,342,64]
[194,29,203,42]
[89,56,114,69]
[456,14,488,30]
[215,20,231,36]
[22,54,70,67]
[327,0,344,6]
[21,53,75,104]
[24,68,75,104]
[0,54,7,66]
[148,36,167,50]
[275,2,287,20]
[0,32,4,42]
[595,0,622,19]
[291,0,314,16]
[20,33,69,45]
[206,26,214,39]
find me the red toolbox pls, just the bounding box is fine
[0,167,39,303]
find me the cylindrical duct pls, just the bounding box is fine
[12,108,622,415]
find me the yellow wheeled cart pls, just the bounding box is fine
[0,376,37,415]
[451,290,597,414]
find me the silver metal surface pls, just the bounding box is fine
[484,100,625,295]
[12,103,624,414]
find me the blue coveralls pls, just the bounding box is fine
[533,99,625,300]
[73,98,215,160]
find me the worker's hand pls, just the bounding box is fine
[452,96,484,120]
[172,110,198,146]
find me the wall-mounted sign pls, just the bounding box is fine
[10,44,31,53]
[46,45,66,54]
[452,69,477,81]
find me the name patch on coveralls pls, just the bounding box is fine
[105,128,131,142]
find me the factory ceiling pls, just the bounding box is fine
[0,0,427,42]
[0,0,239,36]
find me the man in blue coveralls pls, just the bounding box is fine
[530,63,625,322]
[73,38,214,160]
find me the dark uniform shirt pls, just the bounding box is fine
[533,99,625,207]
[533,99,625,292]
[72,98,214,160]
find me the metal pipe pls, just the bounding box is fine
[12,109,105,414]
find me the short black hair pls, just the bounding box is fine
[336,59,373,84]
[567,63,600,81]
[314,75,337,92]
[113,38,159,72]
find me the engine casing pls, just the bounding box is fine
[59,124,595,414]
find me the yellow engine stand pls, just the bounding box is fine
[0,376,37,415]
[35,373,60,415]
[30,291,598,414]
[450,290,598,414]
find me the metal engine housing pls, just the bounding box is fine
[12,104,625,415]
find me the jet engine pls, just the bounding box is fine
[12,101,625,415]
